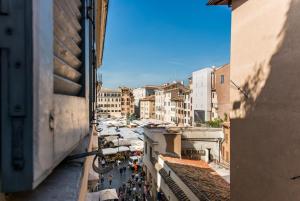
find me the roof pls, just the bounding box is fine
[100,87,121,93]
[140,95,155,101]
[163,156,230,201]
[143,85,160,90]
[171,96,184,102]
[207,0,230,5]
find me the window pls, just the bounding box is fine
[221,75,225,84]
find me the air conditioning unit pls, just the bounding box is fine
[0,0,108,192]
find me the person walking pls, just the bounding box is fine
[108,174,113,187]
[119,167,123,176]
[101,158,106,168]
[100,173,104,185]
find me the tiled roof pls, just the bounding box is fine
[159,168,190,201]
[163,157,230,201]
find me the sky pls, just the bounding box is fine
[99,0,231,88]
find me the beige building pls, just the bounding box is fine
[97,88,122,118]
[214,64,230,120]
[133,86,158,117]
[209,0,300,200]
[221,122,230,167]
[140,95,155,119]
[155,82,187,124]
[120,87,135,117]
[154,87,165,121]
[171,96,185,126]
[183,89,192,126]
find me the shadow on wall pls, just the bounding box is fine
[231,0,300,201]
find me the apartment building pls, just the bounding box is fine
[155,82,187,124]
[120,87,135,117]
[208,0,300,200]
[154,87,165,121]
[143,126,229,201]
[214,64,230,120]
[140,95,155,119]
[183,89,192,126]
[97,88,122,118]
[192,68,213,124]
[171,97,185,126]
[133,86,158,117]
[211,69,218,120]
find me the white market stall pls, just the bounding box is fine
[99,189,118,201]
[86,189,118,201]
[102,146,130,156]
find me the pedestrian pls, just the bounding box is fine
[118,186,123,194]
[127,188,132,196]
[101,158,106,168]
[138,181,142,191]
[108,174,113,187]
[123,166,126,173]
[119,167,123,176]
[100,173,104,185]
[134,164,138,172]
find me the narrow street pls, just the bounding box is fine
[99,160,150,201]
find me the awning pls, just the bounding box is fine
[96,0,109,67]
[99,189,118,201]
[102,146,130,155]
[112,139,131,146]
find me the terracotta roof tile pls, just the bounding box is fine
[163,156,230,201]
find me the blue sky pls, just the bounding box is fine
[99,0,231,88]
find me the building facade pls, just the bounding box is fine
[140,95,155,119]
[214,64,230,120]
[120,87,135,117]
[156,82,187,124]
[192,68,213,124]
[154,88,165,121]
[133,86,157,117]
[97,88,122,118]
[209,0,300,200]
[221,122,230,167]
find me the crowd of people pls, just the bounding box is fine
[117,169,151,201]
[99,158,151,201]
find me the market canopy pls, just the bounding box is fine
[99,189,118,201]
[102,146,130,155]
[86,189,118,201]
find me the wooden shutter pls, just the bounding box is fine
[53,0,83,96]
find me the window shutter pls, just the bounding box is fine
[53,0,83,96]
